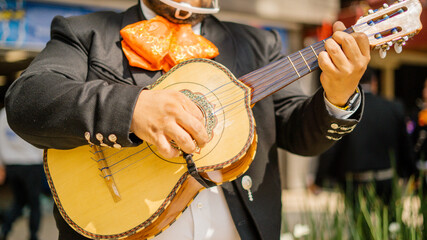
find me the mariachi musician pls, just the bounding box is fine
[5,0,370,239]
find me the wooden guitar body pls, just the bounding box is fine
[45,59,257,239]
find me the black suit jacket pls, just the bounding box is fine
[5,5,363,240]
[316,92,416,185]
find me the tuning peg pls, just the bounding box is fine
[383,3,389,8]
[394,36,408,54]
[379,43,392,59]
[396,36,408,46]
[379,48,387,59]
[394,43,403,54]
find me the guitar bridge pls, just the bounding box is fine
[93,145,122,202]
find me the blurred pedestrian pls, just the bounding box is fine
[0,159,5,225]
[0,108,44,240]
[412,78,427,169]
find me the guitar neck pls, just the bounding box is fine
[240,28,354,104]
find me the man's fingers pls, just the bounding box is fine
[164,125,198,154]
[352,32,371,57]
[333,21,346,32]
[324,37,350,71]
[331,31,362,63]
[181,92,205,122]
[318,51,337,74]
[178,92,209,147]
[176,113,209,147]
[156,135,181,159]
[131,89,211,159]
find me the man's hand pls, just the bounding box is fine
[318,21,371,107]
[131,89,209,159]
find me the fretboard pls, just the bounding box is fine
[239,28,353,104]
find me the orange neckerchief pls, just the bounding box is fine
[120,16,219,72]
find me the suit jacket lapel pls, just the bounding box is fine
[202,16,237,76]
[121,4,163,87]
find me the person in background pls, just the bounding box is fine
[413,77,427,240]
[4,0,370,239]
[0,163,5,186]
[413,78,427,169]
[0,156,5,226]
[313,67,417,203]
[0,108,44,240]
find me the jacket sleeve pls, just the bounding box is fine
[273,84,363,156]
[5,15,143,149]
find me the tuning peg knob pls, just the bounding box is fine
[382,44,391,51]
[396,36,408,47]
[394,43,403,54]
[379,48,387,59]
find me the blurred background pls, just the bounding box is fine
[0,0,426,239]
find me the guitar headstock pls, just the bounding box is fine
[352,0,423,58]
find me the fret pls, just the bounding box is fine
[300,47,316,64]
[291,52,311,77]
[287,56,300,78]
[304,42,325,70]
[299,51,311,72]
[310,45,318,58]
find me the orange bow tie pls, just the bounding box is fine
[120,16,219,72]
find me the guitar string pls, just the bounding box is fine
[97,36,338,174]
[248,15,402,101]
[181,38,326,105]
[90,146,130,163]
[107,145,152,168]
[100,44,324,175]
[204,8,407,105]
[103,96,254,174]
[95,37,339,174]
[97,16,400,175]
[197,41,325,107]
[200,28,358,104]
[94,145,151,172]
[110,150,156,176]
[240,42,324,92]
